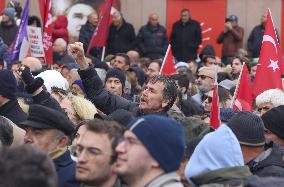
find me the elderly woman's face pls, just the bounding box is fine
[257,102,274,116]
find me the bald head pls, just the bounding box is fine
[127,50,140,65]
[149,13,159,27]
[53,38,67,53]
[22,57,42,73]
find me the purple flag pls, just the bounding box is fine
[9,0,29,65]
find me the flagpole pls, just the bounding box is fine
[159,44,171,75]
[230,64,245,108]
[101,46,106,61]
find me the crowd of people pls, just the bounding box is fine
[0,1,284,187]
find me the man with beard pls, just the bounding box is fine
[192,67,216,105]
[0,7,18,47]
[69,42,178,116]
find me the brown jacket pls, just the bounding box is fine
[217,26,244,58]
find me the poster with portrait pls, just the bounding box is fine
[52,0,121,43]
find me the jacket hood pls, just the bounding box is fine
[54,15,68,28]
[184,125,244,180]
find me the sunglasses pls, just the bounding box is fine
[197,75,213,80]
[203,95,213,103]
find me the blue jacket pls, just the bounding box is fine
[185,125,244,183]
[53,150,81,187]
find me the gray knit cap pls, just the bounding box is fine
[227,111,265,147]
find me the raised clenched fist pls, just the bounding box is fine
[69,42,89,70]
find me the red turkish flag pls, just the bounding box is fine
[210,84,221,129]
[39,0,53,64]
[87,0,113,55]
[253,9,282,97]
[159,44,176,76]
[232,64,253,111]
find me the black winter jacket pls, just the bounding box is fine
[78,66,168,117]
[107,20,136,55]
[0,21,18,46]
[249,142,284,177]
[170,19,202,61]
[0,99,27,125]
[247,24,265,58]
[79,22,101,57]
[137,23,168,59]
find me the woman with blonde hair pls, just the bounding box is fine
[51,87,97,125]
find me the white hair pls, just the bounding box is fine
[256,89,284,107]
[54,38,67,50]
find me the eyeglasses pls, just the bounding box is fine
[118,137,142,149]
[203,95,213,103]
[197,75,213,80]
[257,106,271,112]
[72,144,107,160]
[70,144,116,162]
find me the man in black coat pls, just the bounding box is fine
[79,12,101,57]
[107,11,136,55]
[170,9,202,62]
[137,13,168,59]
[247,12,279,58]
[0,70,27,125]
[20,104,80,187]
[69,42,178,117]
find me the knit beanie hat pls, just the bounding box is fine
[262,105,284,140]
[72,80,85,94]
[4,7,15,20]
[105,68,126,89]
[220,108,239,123]
[127,115,185,172]
[227,111,265,147]
[0,70,17,100]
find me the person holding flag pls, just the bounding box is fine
[85,0,113,60]
[79,12,99,57]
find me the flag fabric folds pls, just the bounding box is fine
[232,64,253,111]
[9,0,29,64]
[87,0,113,55]
[210,84,221,129]
[253,9,282,97]
[159,44,176,76]
[40,0,53,64]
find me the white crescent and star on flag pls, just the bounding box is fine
[262,34,280,72]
